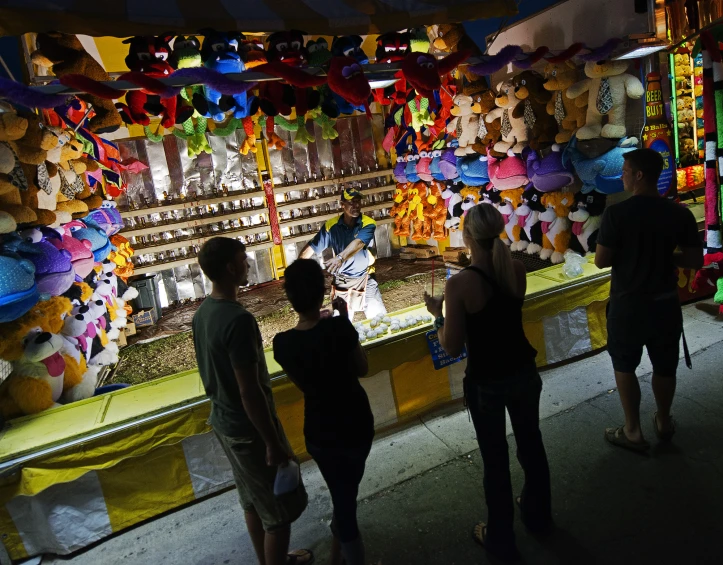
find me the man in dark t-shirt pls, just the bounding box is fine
[595,149,703,452]
[192,237,311,565]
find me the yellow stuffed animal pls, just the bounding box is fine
[0,297,72,418]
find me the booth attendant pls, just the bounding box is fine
[299,187,387,318]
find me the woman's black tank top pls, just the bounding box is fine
[463,265,537,381]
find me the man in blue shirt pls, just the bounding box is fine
[299,187,387,318]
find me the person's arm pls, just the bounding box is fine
[594,208,618,269]
[594,244,615,269]
[299,225,330,260]
[673,208,704,270]
[513,260,528,298]
[425,276,466,358]
[228,315,288,466]
[350,342,369,377]
[327,238,367,274]
[232,363,288,465]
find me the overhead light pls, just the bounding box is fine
[368,79,399,89]
[613,44,668,60]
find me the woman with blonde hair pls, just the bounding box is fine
[424,203,552,562]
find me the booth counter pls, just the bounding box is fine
[0,259,611,560]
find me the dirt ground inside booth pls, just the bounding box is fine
[111,257,451,386]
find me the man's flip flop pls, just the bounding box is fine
[287,548,314,564]
[653,412,676,441]
[604,426,650,452]
[472,522,520,562]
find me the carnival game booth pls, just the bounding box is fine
[0,0,721,559]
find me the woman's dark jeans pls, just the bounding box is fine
[306,441,372,543]
[465,368,552,551]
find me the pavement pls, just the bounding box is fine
[42,300,723,565]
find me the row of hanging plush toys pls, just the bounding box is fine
[0,103,138,420]
[386,30,647,263]
[0,209,138,419]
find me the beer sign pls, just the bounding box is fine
[643,72,676,198]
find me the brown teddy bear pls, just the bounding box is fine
[0,112,57,229]
[511,71,557,151]
[428,24,481,81]
[0,112,30,233]
[31,33,122,134]
[12,113,60,227]
[543,61,588,144]
[463,80,503,155]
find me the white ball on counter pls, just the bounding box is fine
[391,324,400,333]
[383,316,392,324]
[370,318,379,328]
[400,321,408,329]
[424,315,432,322]
[379,324,388,333]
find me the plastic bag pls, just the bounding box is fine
[562,250,587,279]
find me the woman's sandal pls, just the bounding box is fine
[472,522,521,562]
[653,412,676,441]
[287,548,314,564]
[604,426,650,452]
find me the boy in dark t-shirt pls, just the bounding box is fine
[192,237,311,565]
[595,149,703,452]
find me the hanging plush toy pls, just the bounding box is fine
[117,35,178,129]
[327,56,372,117]
[401,50,471,106]
[498,188,525,247]
[562,135,638,194]
[254,31,327,144]
[31,33,123,133]
[447,94,482,155]
[171,35,212,156]
[543,60,588,144]
[539,192,574,263]
[429,24,482,81]
[463,80,502,154]
[0,112,30,233]
[525,145,575,192]
[442,179,465,230]
[0,250,38,323]
[514,187,546,253]
[391,182,411,237]
[566,59,644,140]
[0,296,71,418]
[487,150,529,190]
[569,190,606,255]
[194,31,250,122]
[512,71,556,151]
[486,79,528,154]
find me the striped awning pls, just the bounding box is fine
[0,0,517,37]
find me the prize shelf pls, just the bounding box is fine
[275,184,396,213]
[279,201,393,231]
[133,223,271,255]
[133,240,275,276]
[119,189,266,219]
[121,203,268,238]
[272,169,394,196]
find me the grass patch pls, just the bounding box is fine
[115,331,196,385]
[379,279,405,291]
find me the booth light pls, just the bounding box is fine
[368,79,399,89]
[613,44,669,60]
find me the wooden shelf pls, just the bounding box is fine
[133,241,275,275]
[272,169,394,195]
[279,202,392,230]
[119,190,266,219]
[133,224,271,254]
[275,184,395,212]
[122,205,268,237]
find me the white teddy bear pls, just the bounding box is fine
[566,60,644,140]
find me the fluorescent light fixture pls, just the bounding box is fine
[613,44,668,60]
[368,79,399,89]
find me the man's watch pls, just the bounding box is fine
[433,316,445,331]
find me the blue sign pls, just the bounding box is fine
[426,330,467,370]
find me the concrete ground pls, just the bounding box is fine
[42,301,723,565]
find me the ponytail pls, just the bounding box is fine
[491,236,521,297]
[464,204,522,297]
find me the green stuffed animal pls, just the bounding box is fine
[171,36,212,156]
